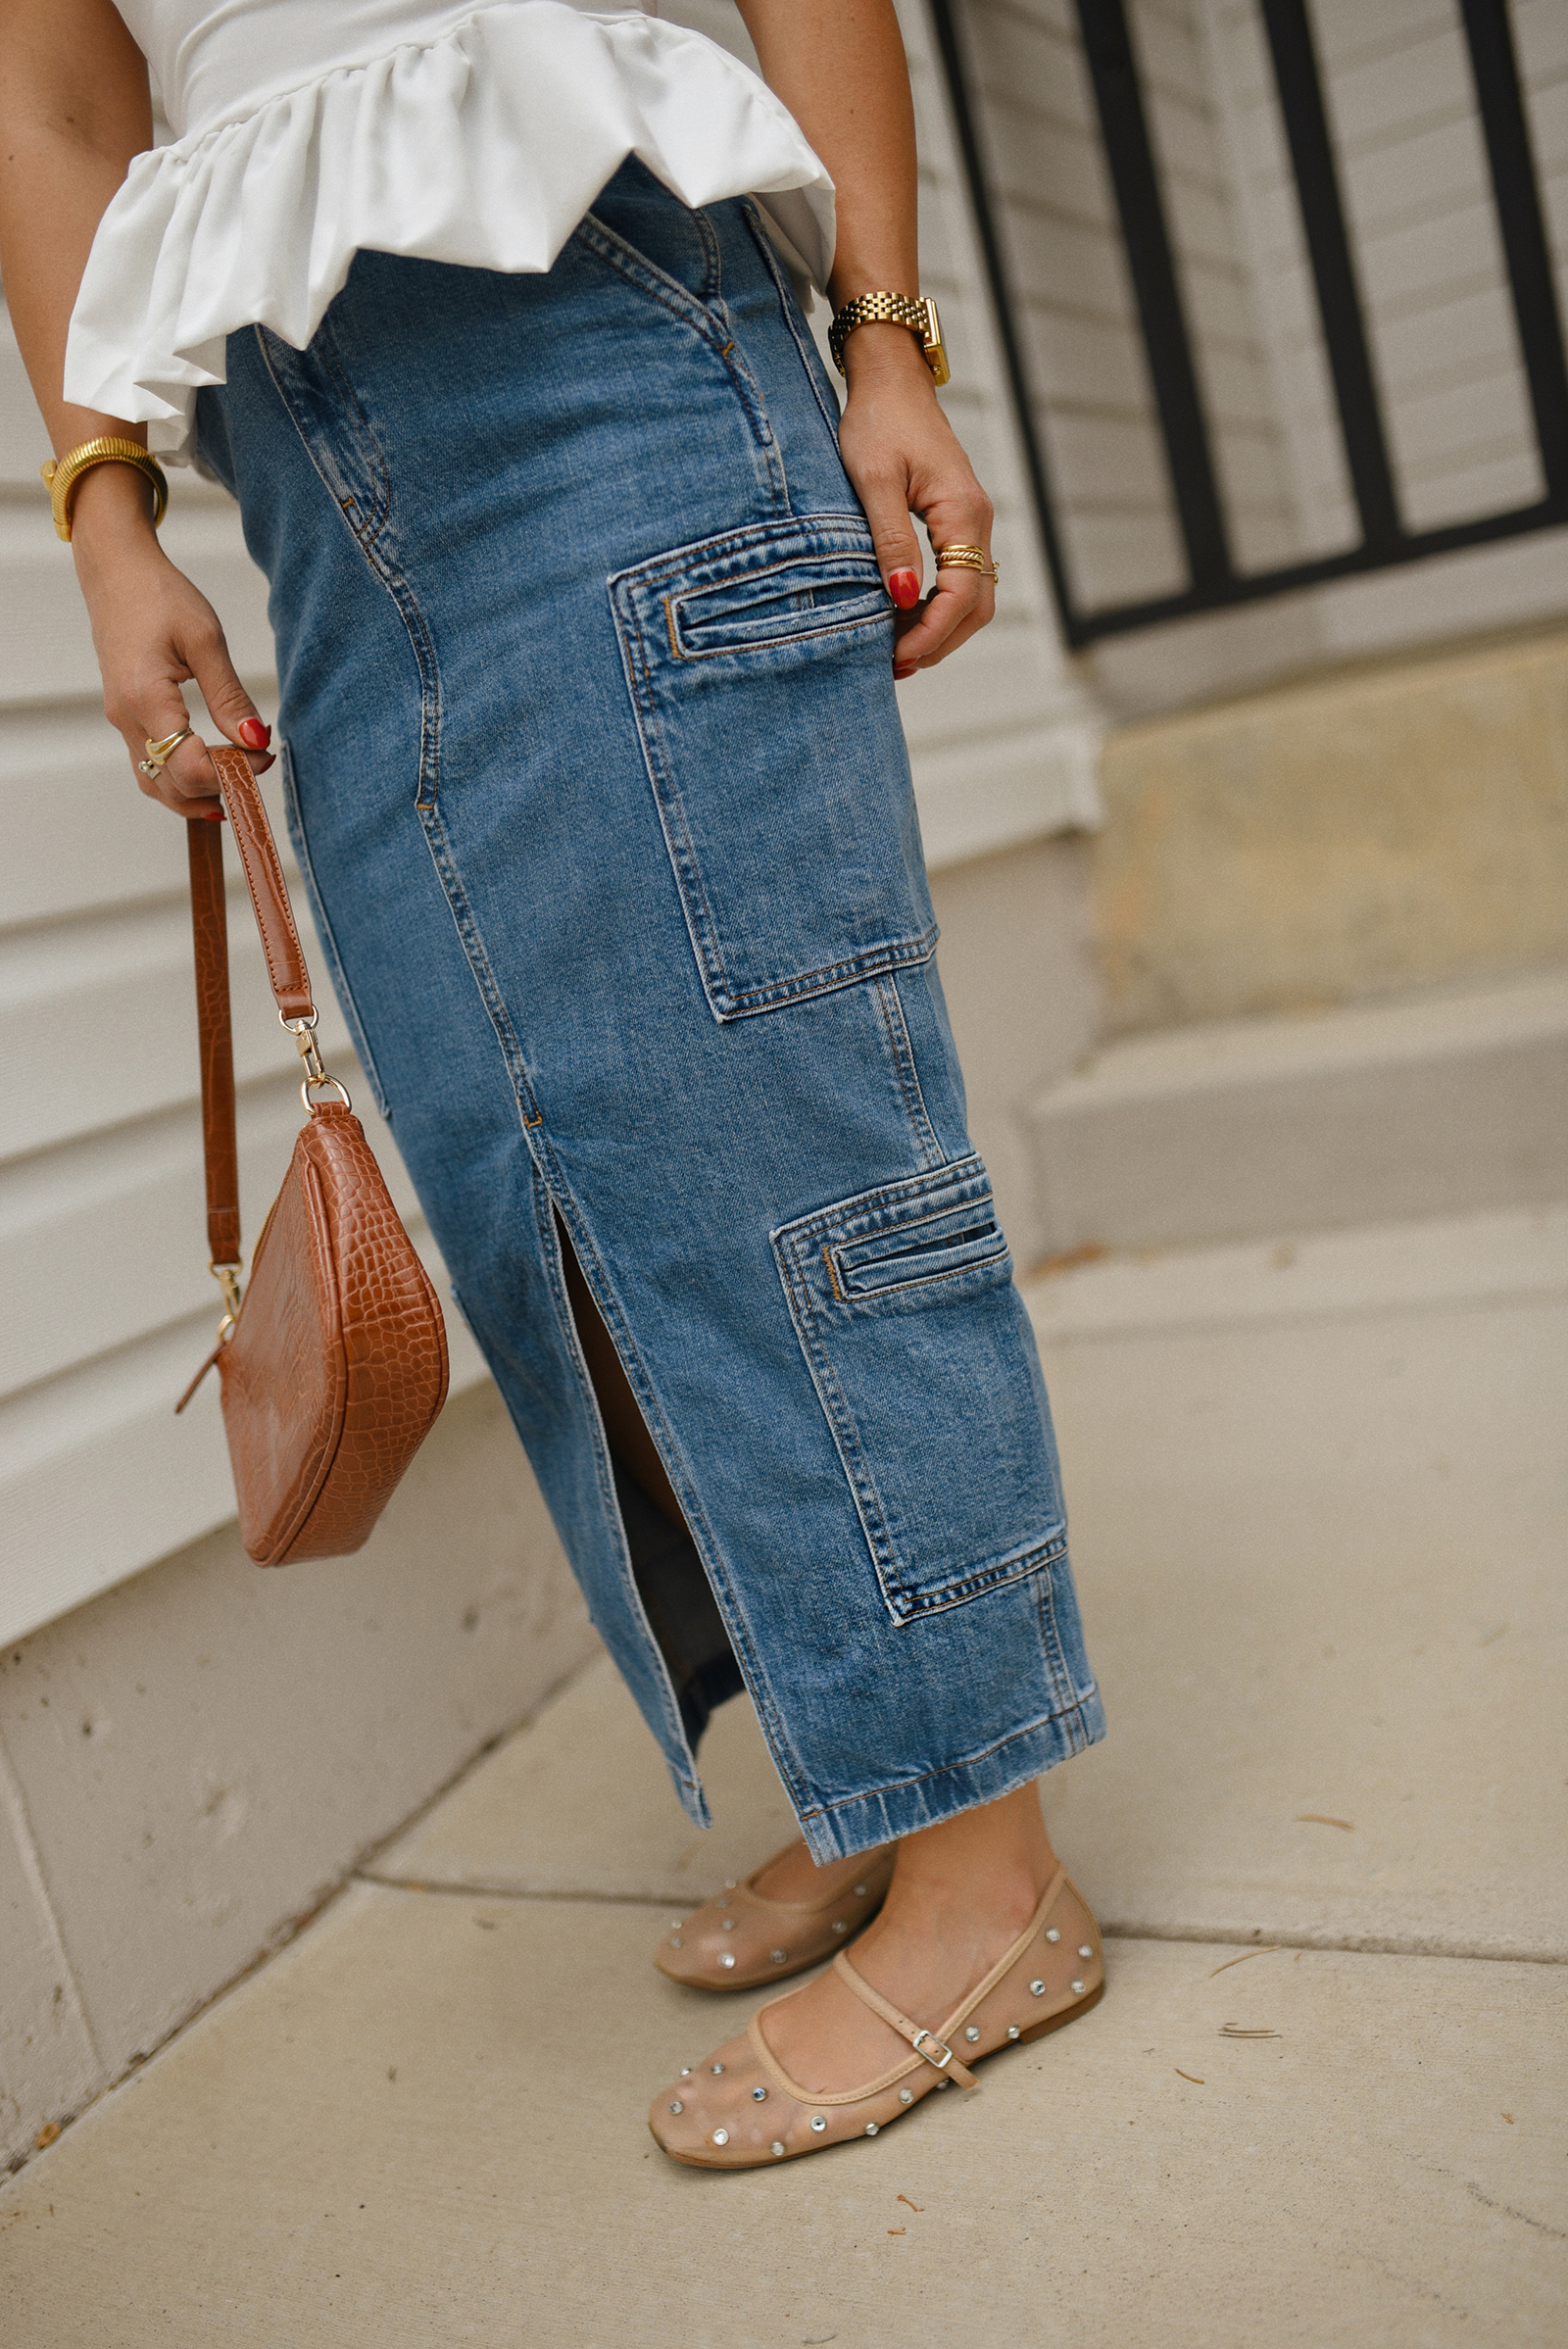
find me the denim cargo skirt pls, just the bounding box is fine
[195,160,1105,1857]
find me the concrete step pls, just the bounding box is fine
[1027,970,1568,1253]
[1092,620,1568,1032]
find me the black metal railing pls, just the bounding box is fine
[930,0,1568,646]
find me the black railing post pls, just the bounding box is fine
[1074,0,1234,592]
[1458,0,1568,503]
[1258,0,1402,555]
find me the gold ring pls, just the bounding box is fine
[935,544,1000,583]
[138,725,194,777]
[935,544,1000,580]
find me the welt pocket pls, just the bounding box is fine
[668,557,890,659]
[831,1202,1009,1298]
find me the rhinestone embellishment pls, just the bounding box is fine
[854,1884,868,1897]
[680,2068,692,2079]
[719,1952,736,1969]
[964,2026,981,2042]
[711,2063,725,2075]
[771,2141,786,2157]
[900,2088,913,2104]
[669,1935,682,1947]
[1071,1980,1086,1995]
[752,2086,767,2102]
[770,1950,788,1964]
[1030,1980,1046,1995]
[810,2115,827,2132]
[1046,1929,1060,1943]
[1079,1945,1094,1959]
[1006,2025,1021,2040]
[722,1919,736,1932]
[832,1921,848,1934]
[865,2123,879,2136]
[711,2129,729,2146]
[668,2100,683,2114]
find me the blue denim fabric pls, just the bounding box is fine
[195,160,1104,1857]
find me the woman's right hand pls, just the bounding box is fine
[70,461,273,816]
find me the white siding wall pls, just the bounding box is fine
[896,0,1106,858]
[0,366,495,1650]
[0,0,1102,1652]
[956,0,1188,603]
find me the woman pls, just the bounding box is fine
[1,0,1105,2168]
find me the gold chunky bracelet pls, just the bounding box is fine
[41,436,169,542]
[828,292,950,387]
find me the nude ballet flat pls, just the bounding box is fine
[649,1866,1102,2168]
[654,1841,895,1991]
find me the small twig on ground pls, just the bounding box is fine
[1296,1813,1354,1830]
[898,2194,924,2213]
[1174,2070,1204,2084]
[1221,2025,1281,2038]
[1208,1945,1282,1977]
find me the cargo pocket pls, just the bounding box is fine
[610,515,937,1020]
[772,1155,1069,1623]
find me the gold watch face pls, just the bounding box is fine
[920,296,952,388]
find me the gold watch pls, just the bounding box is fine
[828,293,950,387]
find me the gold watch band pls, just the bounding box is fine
[828,293,951,388]
[41,437,170,542]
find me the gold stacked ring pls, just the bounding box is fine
[936,544,1000,583]
[139,725,195,777]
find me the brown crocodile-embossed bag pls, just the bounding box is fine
[175,743,449,1564]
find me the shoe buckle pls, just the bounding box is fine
[911,2030,954,2071]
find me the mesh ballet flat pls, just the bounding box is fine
[650,1866,1103,2168]
[655,1840,896,1990]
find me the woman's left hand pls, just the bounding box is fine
[834,325,996,680]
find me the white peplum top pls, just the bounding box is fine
[66,0,836,461]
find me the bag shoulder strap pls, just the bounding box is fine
[187,743,319,1273]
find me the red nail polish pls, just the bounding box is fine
[237,717,270,749]
[888,570,921,611]
[893,663,917,680]
[252,752,276,772]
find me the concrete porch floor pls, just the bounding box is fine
[2,1203,1564,2345]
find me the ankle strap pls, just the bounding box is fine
[831,1952,979,2087]
[831,1863,1070,2092]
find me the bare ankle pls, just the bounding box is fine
[887,1786,1057,1920]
